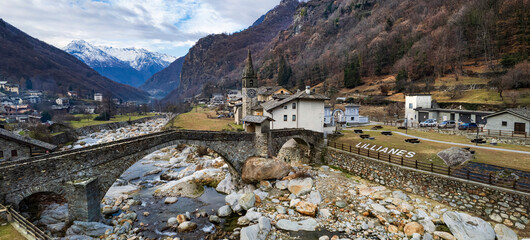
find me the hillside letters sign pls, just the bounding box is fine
[355,142,416,158]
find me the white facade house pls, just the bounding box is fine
[263,87,329,133]
[55,98,69,106]
[94,93,103,102]
[405,94,432,123]
[484,108,529,134]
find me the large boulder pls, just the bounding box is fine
[66,221,112,237]
[239,192,256,210]
[240,217,272,240]
[404,222,424,236]
[295,201,318,217]
[494,224,518,240]
[276,219,318,231]
[437,147,474,167]
[443,211,495,240]
[177,221,197,232]
[242,157,291,183]
[216,172,237,194]
[154,180,204,198]
[288,178,313,196]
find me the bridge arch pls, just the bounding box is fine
[97,139,251,204]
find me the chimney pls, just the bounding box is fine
[305,86,310,94]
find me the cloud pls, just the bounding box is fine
[0,0,282,57]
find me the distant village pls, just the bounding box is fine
[0,80,150,125]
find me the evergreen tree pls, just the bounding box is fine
[394,69,408,93]
[344,55,362,88]
[277,56,292,86]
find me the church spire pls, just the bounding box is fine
[243,49,256,78]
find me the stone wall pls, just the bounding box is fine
[0,138,31,161]
[325,147,530,230]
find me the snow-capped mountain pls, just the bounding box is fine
[63,40,176,87]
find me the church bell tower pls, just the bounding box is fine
[242,49,258,118]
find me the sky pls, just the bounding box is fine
[0,0,284,57]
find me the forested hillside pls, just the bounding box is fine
[164,0,528,105]
[0,19,149,101]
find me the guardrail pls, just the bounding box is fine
[0,204,51,240]
[328,141,530,193]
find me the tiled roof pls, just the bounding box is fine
[242,115,274,124]
[262,90,329,111]
[0,128,56,150]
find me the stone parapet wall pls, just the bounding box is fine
[325,147,530,230]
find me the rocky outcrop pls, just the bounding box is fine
[443,211,496,240]
[241,157,291,183]
[437,147,474,167]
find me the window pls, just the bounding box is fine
[502,121,507,126]
[292,103,296,109]
[283,105,287,109]
[292,115,296,121]
[409,103,413,109]
[0,151,3,160]
[249,80,253,86]
[283,115,287,121]
[11,150,17,157]
[351,117,354,121]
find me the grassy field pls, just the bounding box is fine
[0,224,26,240]
[67,113,156,129]
[165,106,243,131]
[334,127,530,171]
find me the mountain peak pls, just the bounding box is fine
[63,40,176,87]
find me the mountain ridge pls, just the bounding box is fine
[63,40,175,87]
[0,19,149,101]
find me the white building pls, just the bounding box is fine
[262,86,329,133]
[55,98,69,106]
[94,93,103,102]
[484,108,529,135]
[405,94,432,123]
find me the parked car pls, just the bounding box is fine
[458,122,478,130]
[420,119,437,127]
[438,120,456,128]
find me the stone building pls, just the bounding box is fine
[0,128,56,161]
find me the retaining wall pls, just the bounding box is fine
[325,147,530,230]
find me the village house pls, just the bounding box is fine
[68,91,78,98]
[0,127,56,161]
[94,93,103,102]
[324,104,369,126]
[56,97,69,106]
[257,86,292,102]
[4,84,20,94]
[484,108,529,135]
[262,86,329,133]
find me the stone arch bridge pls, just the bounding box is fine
[0,129,323,222]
